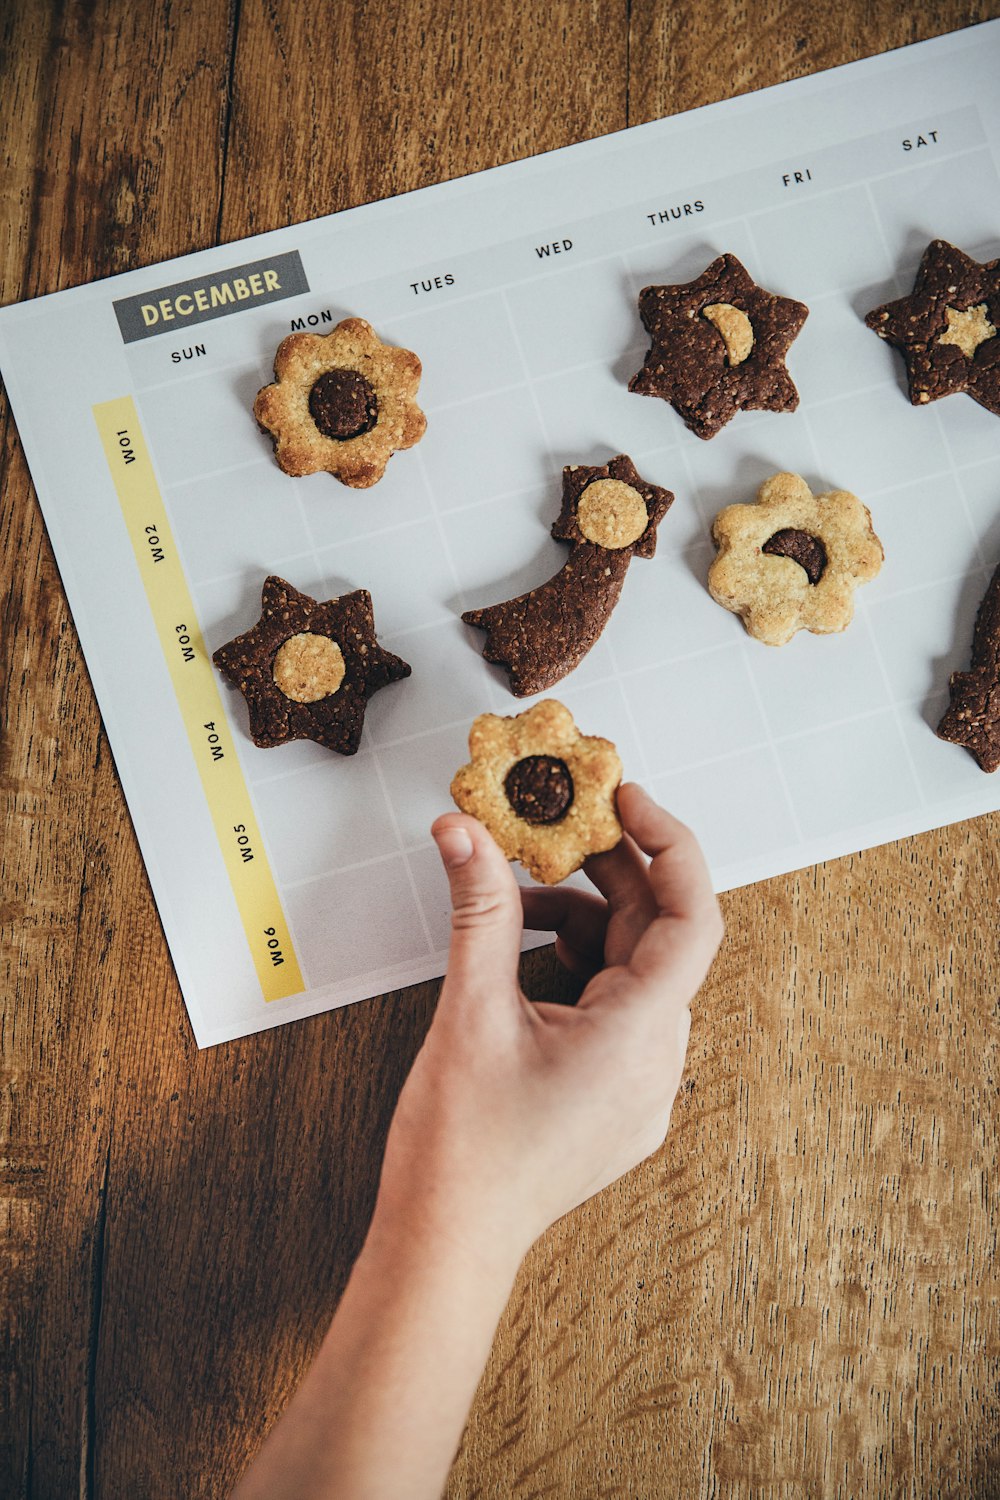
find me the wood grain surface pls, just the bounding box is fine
[2,2,999,1495]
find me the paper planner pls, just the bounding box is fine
[3,22,999,1046]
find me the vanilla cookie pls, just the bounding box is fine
[450,700,623,883]
[254,317,426,486]
[708,472,883,646]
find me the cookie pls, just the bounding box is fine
[213,576,410,754]
[462,454,673,695]
[628,253,809,439]
[936,562,1000,772]
[450,699,623,883]
[708,472,884,646]
[865,240,1000,417]
[254,317,426,486]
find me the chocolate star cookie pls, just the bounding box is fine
[628,253,809,439]
[462,454,673,696]
[213,577,410,754]
[936,563,1000,772]
[865,240,1000,417]
[254,318,426,486]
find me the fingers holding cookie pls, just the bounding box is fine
[450,700,624,885]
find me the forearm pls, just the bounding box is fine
[232,1204,522,1500]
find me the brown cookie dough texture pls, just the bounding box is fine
[254,317,427,486]
[462,455,673,696]
[864,240,1000,417]
[451,700,623,884]
[936,562,1000,772]
[629,253,809,440]
[708,472,884,646]
[212,576,411,754]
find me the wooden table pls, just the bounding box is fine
[3,3,1000,1494]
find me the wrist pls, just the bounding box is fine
[365,1182,530,1295]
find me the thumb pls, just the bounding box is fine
[431,812,524,1002]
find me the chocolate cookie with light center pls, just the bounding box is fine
[629,252,809,440]
[936,562,1000,772]
[864,239,1000,416]
[213,576,411,755]
[462,454,674,696]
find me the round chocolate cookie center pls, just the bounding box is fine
[762,528,827,585]
[504,755,574,825]
[308,368,379,440]
[577,479,649,550]
[272,632,346,702]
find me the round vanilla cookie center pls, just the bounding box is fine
[272,633,346,702]
[577,479,648,550]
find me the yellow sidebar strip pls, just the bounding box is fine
[94,396,305,1002]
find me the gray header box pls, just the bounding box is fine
[113,250,309,343]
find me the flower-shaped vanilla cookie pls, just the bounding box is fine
[708,472,884,646]
[451,700,623,884]
[254,317,426,487]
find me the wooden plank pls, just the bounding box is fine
[0,1,235,1493]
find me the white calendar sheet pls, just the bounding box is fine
[3,21,999,1045]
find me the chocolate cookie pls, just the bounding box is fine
[451,699,623,883]
[213,577,410,754]
[254,317,426,486]
[936,563,1000,772]
[708,472,884,646]
[462,454,673,695]
[629,253,809,439]
[865,240,1000,416]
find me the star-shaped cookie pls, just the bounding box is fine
[865,240,1000,416]
[628,253,809,439]
[936,563,1000,772]
[213,577,410,754]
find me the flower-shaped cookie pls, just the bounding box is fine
[450,700,623,883]
[213,576,410,754]
[254,317,426,486]
[865,240,1000,417]
[708,472,884,646]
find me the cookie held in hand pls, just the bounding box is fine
[708,472,883,646]
[629,253,809,439]
[254,318,426,486]
[451,700,623,884]
[936,562,1000,772]
[213,576,410,754]
[865,240,1000,417]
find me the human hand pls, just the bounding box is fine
[373,783,724,1277]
